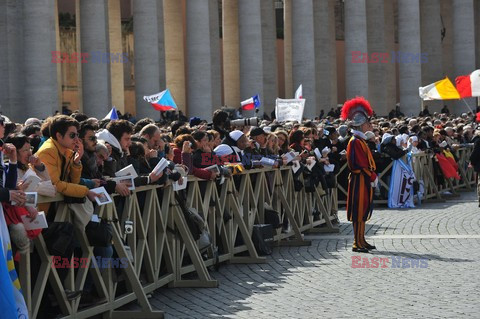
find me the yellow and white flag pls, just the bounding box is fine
[419,77,460,100]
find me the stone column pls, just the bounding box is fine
[314,0,337,116]
[186,0,221,121]
[292,0,316,119]
[80,0,111,119]
[134,0,160,120]
[283,0,293,99]
[108,0,125,114]
[260,0,278,116]
[222,0,240,108]
[157,1,166,92]
[163,0,186,114]
[344,0,368,99]
[75,0,83,112]
[23,0,58,121]
[476,1,480,68]
[452,0,476,112]
[0,0,8,114]
[421,0,443,112]
[366,0,395,116]
[398,0,422,117]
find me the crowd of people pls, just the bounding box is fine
[0,103,479,315]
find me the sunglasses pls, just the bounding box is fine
[86,136,97,142]
[68,132,79,139]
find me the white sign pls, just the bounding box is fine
[275,98,305,122]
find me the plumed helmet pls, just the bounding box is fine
[341,97,373,127]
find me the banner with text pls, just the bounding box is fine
[275,98,305,122]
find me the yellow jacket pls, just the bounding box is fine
[36,138,89,213]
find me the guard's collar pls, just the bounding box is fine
[351,129,367,140]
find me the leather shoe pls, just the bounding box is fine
[65,289,82,301]
[365,243,376,250]
[352,247,369,253]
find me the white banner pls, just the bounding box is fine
[275,98,305,122]
[388,158,416,208]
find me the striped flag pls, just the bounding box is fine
[455,70,480,98]
[419,77,460,100]
[0,208,29,318]
[143,89,178,111]
[104,106,119,120]
[241,95,260,110]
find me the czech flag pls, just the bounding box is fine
[419,77,460,100]
[143,89,178,111]
[241,95,260,110]
[104,106,119,120]
[455,69,480,98]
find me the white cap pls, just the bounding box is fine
[229,130,244,142]
[381,133,394,145]
[214,144,234,156]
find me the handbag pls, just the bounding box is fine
[85,219,113,247]
[42,222,75,257]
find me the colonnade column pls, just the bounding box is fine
[222,0,240,108]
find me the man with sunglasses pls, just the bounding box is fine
[37,115,101,216]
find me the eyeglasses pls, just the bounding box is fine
[86,136,97,142]
[68,132,79,139]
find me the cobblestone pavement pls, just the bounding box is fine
[148,191,480,318]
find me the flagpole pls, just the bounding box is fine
[461,98,474,114]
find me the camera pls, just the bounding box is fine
[230,117,259,127]
[124,220,133,234]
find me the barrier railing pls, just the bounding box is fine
[337,146,475,205]
[17,166,337,318]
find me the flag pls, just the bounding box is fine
[388,158,416,208]
[143,89,178,111]
[455,69,480,98]
[241,95,260,110]
[295,84,303,99]
[0,246,17,319]
[419,77,460,100]
[0,208,29,318]
[104,106,119,120]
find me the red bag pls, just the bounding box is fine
[2,203,42,239]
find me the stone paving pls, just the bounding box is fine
[148,191,480,318]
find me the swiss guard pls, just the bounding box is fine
[341,97,377,253]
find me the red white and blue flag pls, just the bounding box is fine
[241,95,260,110]
[144,89,178,111]
[104,106,119,120]
[295,84,303,99]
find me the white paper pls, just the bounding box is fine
[22,169,42,192]
[306,160,316,171]
[112,175,135,191]
[91,214,100,223]
[314,148,322,160]
[275,98,305,122]
[21,211,48,230]
[152,158,168,175]
[204,164,220,174]
[324,164,335,173]
[260,157,276,166]
[173,178,188,191]
[291,160,301,173]
[282,151,296,164]
[91,186,113,206]
[115,164,138,179]
[13,192,37,207]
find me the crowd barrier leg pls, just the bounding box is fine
[307,187,339,234]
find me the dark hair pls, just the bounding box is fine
[41,117,54,138]
[128,141,145,159]
[175,126,192,137]
[70,112,88,123]
[5,134,30,151]
[131,135,148,144]
[171,120,187,137]
[98,119,111,129]
[192,130,207,142]
[106,119,133,142]
[134,118,154,134]
[50,115,80,140]
[79,122,96,138]
[174,134,195,149]
[21,125,41,136]
[290,130,304,145]
[212,110,229,127]
[4,122,17,137]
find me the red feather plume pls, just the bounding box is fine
[476,112,480,123]
[341,97,373,120]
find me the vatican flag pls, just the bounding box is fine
[419,77,460,100]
